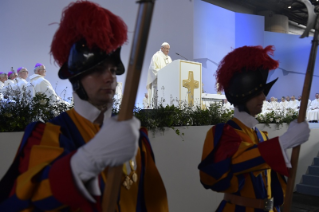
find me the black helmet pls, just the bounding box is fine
[225,67,277,105]
[58,39,125,80]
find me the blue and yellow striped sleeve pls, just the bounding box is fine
[0,122,99,212]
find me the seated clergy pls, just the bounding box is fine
[270,97,280,110]
[2,71,17,99]
[0,72,7,89]
[287,95,299,112]
[279,96,289,111]
[297,95,311,110]
[3,71,16,89]
[307,93,319,122]
[29,63,62,103]
[0,72,8,100]
[15,67,29,91]
[285,95,290,102]
[261,99,270,114]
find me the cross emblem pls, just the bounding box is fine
[183,71,199,106]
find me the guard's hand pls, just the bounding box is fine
[71,116,140,182]
[279,119,310,150]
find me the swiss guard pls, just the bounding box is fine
[198,45,310,211]
[0,1,168,212]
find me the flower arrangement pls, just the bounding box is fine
[0,86,73,132]
[1,89,299,133]
[256,109,299,129]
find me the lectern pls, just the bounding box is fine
[157,59,202,108]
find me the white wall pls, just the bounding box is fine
[1,124,318,211]
[0,0,194,106]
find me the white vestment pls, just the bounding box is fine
[146,50,172,108]
[269,101,280,110]
[307,98,319,121]
[143,97,149,109]
[15,77,30,100]
[287,100,300,111]
[29,74,61,103]
[261,101,270,114]
[2,79,16,98]
[15,77,28,91]
[0,81,4,100]
[279,101,289,111]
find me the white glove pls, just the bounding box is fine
[71,116,140,182]
[279,120,310,150]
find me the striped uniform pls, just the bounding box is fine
[198,118,288,212]
[0,109,168,212]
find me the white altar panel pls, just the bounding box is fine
[157,60,180,106]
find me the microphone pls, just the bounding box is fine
[176,52,188,61]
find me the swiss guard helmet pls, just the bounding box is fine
[216,45,279,112]
[50,1,127,100]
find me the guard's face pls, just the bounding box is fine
[81,59,117,109]
[291,96,295,101]
[245,91,266,116]
[316,94,319,99]
[161,45,170,56]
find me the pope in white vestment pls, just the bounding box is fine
[147,42,172,108]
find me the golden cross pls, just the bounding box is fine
[183,71,199,106]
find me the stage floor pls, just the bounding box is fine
[309,123,319,129]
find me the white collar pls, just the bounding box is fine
[73,92,112,123]
[233,107,259,129]
[17,77,26,82]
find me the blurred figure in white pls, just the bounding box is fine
[286,95,290,102]
[261,99,270,114]
[0,72,8,89]
[270,96,280,108]
[4,71,17,88]
[28,63,62,103]
[16,67,29,90]
[0,72,8,100]
[279,96,289,111]
[307,93,319,123]
[287,95,299,112]
[265,97,280,113]
[143,93,149,109]
[147,42,172,108]
[297,95,311,110]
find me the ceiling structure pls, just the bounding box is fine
[204,0,319,27]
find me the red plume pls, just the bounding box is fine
[216,45,279,92]
[50,1,128,67]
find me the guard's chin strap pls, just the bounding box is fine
[70,78,89,100]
